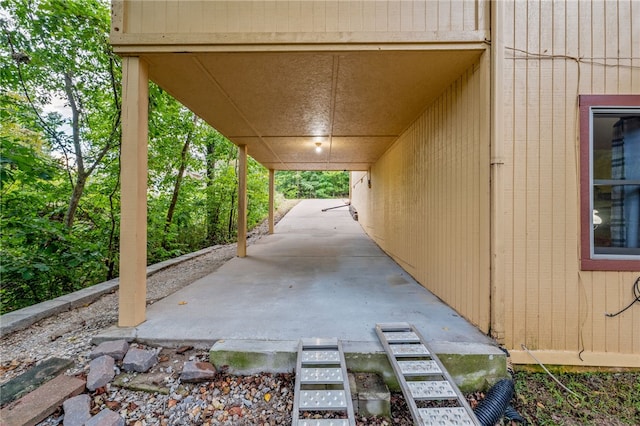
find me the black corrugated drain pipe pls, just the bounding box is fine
[504,404,527,424]
[473,378,515,426]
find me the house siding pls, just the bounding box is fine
[353,0,639,366]
[351,54,491,332]
[116,0,487,36]
[499,0,639,365]
[111,0,639,367]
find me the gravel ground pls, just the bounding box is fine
[0,199,414,425]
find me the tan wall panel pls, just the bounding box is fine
[352,57,491,331]
[117,0,487,35]
[499,0,640,360]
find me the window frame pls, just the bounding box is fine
[579,94,640,271]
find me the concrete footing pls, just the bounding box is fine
[210,340,298,376]
[210,339,507,393]
[349,373,390,418]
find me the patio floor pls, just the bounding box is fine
[96,199,504,388]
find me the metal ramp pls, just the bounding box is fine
[375,323,480,426]
[292,338,356,426]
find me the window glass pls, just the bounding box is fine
[591,111,640,257]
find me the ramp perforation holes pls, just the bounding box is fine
[300,390,348,410]
[382,331,421,342]
[398,360,442,376]
[299,420,350,426]
[301,350,341,364]
[301,367,344,383]
[418,407,475,425]
[407,381,457,400]
[389,343,430,357]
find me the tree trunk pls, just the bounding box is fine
[62,71,120,229]
[162,116,196,247]
[105,159,121,280]
[63,72,85,229]
[226,145,241,239]
[64,173,88,229]
[205,136,218,245]
[227,190,236,239]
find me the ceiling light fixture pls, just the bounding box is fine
[315,142,322,153]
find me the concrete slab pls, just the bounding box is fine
[95,199,506,390]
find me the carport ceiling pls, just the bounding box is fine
[144,49,482,171]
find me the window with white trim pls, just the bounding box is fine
[580,95,640,271]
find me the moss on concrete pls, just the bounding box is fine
[210,349,296,375]
[440,353,509,392]
[210,340,508,393]
[346,351,508,393]
[219,352,253,370]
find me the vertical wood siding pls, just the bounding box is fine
[120,0,486,35]
[352,56,491,331]
[500,0,639,358]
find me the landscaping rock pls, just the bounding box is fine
[0,374,85,426]
[90,340,129,361]
[180,361,216,382]
[62,394,91,426]
[85,408,125,426]
[122,347,157,373]
[87,355,115,391]
[113,372,169,394]
[0,357,73,406]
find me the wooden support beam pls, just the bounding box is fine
[268,169,275,234]
[489,0,506,343]
[119,57,149,327]
[237,145,248,257]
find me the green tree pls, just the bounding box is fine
[2,0,121,229]
[204,132,241,245]
[146,85,201,258]
[0,0,272,314]
[145,86,270,263]
[1,0,122,313]
[247,158,269,228]
[1,96,105,311]
[276,171,349,199]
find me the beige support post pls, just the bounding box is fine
[237,145,248,257]
[490,0,506,343]
[268,169,275,234]
[119,57,149,327]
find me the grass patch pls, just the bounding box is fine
[511,371,640,425]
